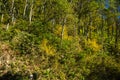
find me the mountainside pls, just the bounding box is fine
[0,0,120,80]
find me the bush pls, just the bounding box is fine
[84,53,120,80]
[11,30,39,54]
[0,27,14,41]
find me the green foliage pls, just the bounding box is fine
[11,30,39,54]
[0,0,120,80]
[84,53,120,80]
[0,26,14,41]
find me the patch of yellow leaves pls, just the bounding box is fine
[54,25,72,40]
[40,39,56,56]
[87,39,102,52]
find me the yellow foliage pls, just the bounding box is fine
[54,25,72,40]
[59,71,66,80]
[40,39,56,56]
[89,26,96,30]
[87,39,102,52]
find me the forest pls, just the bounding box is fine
[0,0,120,80]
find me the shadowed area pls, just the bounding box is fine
[0,71,27,80]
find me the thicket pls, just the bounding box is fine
[0,0,120,80]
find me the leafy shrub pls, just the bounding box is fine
[40,39,56,56]
[84,53,120,80]
[0,27,14,41]
[13,20,29,32]
[87,39,102,52]
[11,30,39,54]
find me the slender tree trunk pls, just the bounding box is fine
[100,14,104,52]
[6,23,9,30]
[61,26,65,42]
[61,18,66,45]
[11,0,14,24]
[74,25,77,36]
[114,0,120,48]
[1,14,4,23]
[52,18,55,31]
[111,24,114,40]
[11,9,15,26]
[77,0,82,36]
[107,25,110,43]
[86,15,89,40]
[115,20,119,48]
[43,1,46,23]
[89,12,92,39]
[77,20,80,35]
[23,0,28,17]
[29,0,34,24]
[0,1,3,23]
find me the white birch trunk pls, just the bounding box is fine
[29,0,33,24]
[52,19,55,31]
[11,0,14,23]
[23,0,28,17]
[6,23,9,30]
[1,14,4,22]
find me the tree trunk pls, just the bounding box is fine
[23,0,28,17]
[11,0,14,24]
[77,20,80,35]
[74,25,77,36]
[1,14,4,23]
[52,18,55,31]
[115,20,119,48]
[29,0,34,24]
[86,15,89,40]
[43,1,46,23]
[6,23,9,30]
[111,25,114,40]
[61,18,66,45]
[89,12,92,39]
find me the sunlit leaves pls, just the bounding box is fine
[40,39,56,56]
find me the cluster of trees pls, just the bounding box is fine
[0,0,120,47]
[0,0,120,80]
